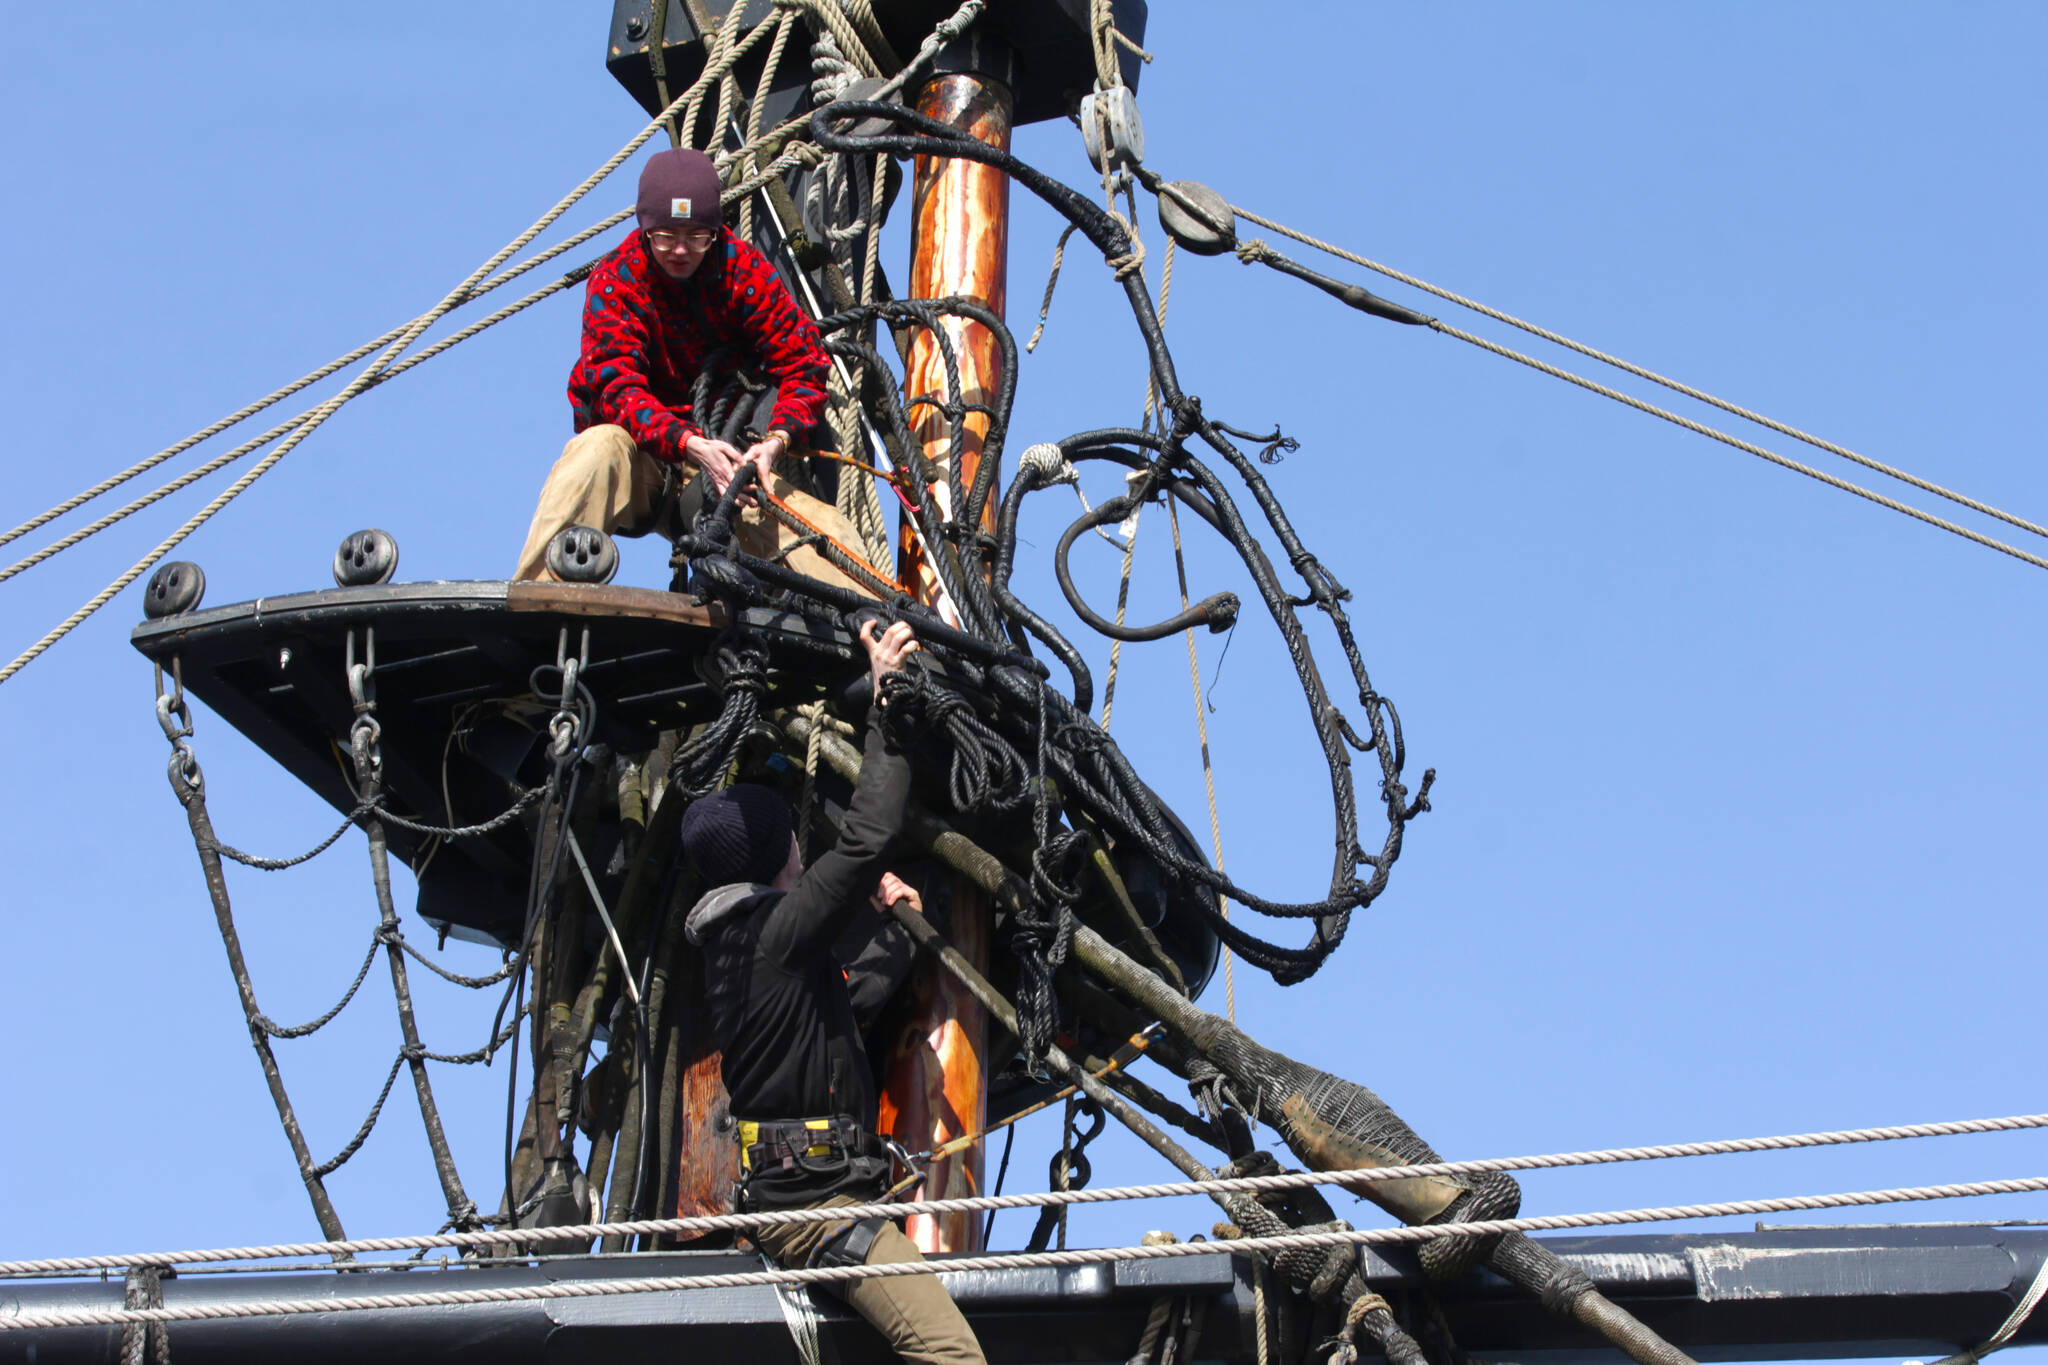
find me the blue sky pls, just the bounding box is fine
[2,3,2043,1354]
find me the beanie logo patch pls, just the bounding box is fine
[671,197,692,219]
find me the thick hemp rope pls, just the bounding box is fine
[6,1109,2044,1279]
[7,1174,2048,1333]
[0,208,630,558]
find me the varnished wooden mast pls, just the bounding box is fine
[879,49,1015,1255]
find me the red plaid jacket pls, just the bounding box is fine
[567,228,829,464]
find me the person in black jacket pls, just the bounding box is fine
[680,619,984,1365]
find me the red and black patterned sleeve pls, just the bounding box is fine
[567,247,700,465]
[725,237,830,438]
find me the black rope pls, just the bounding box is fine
[312,1050,409,1178]
[203,785,545,869]
[398,937,519,989]
[252,935,383,1039]
[668,637,771,797]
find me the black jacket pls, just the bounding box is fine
[686,708,910,1202]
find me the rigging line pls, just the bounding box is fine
[0,260,597,591]
[1101,237,1179,729]
[878,1028,1160,1200]
[13,1174,2048,1332]
[0,33,773,689]
[14,1110,2048,1278]
[1167,494,1234,1025]
[736,9,799,242]
[0,208,631,556]
[1226,201,2048,545]
[1424,315,2048,575]
[564,827,641,1009]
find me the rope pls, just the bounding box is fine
[1251,1256,1272,1365]
[1225,200,2048,549]
[737,9,798,243]
[203,785,544,871]
[0,257,597,683]
[253,937,382,1039]
[1027,224,1078,353]
[879,1028,1158,1201]
[1167,494,1233,1023]
[1086,0,1153,88]
[0,209,628,557]
[0,11,784,689]
[0,235,613,592]
[11,1174,2048,1332]
[1096,517,1137,731]
[770,1252,825,1365]
[310,1051,409,1178]
[397,940,518,990]
[1426,314,2048,574]
[207,806,367,870]
[9,1110,2045,1279]
[1100,235,1179,731]
[829,394,896,566]
[797,699,828,856]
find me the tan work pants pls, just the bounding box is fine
[513,424,885,597]
[750,1193,986,1365]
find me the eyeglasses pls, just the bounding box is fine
[647,228,717,252]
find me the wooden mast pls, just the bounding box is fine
[879,37,1016,1255]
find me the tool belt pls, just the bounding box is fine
[738,1115,879,1174]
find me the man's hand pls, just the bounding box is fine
[682,434,758,505]
[740,431,788,492]
[871,870,923,917]
[859,619,918,701]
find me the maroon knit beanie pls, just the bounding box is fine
[678,783,794,888]
[636,148,724,233]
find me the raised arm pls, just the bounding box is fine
[758,622,920,965]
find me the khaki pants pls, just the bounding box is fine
[750,1193,986,1365]
[512,424,886,598]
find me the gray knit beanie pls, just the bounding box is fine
[678,784,794,888]
[636,148,724,232]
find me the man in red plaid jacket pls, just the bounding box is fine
[514,147,833,581]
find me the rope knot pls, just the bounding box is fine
[1020,442,1078,486]
[1107,248,1146,281]
[1234,237,1276,267]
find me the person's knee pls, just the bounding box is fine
[553,424,636,478]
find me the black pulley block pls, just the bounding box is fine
[142,560,206,618]
[332,528,399,587]
[547,525,620,584]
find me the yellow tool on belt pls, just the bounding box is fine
[737,1117,840,1173]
